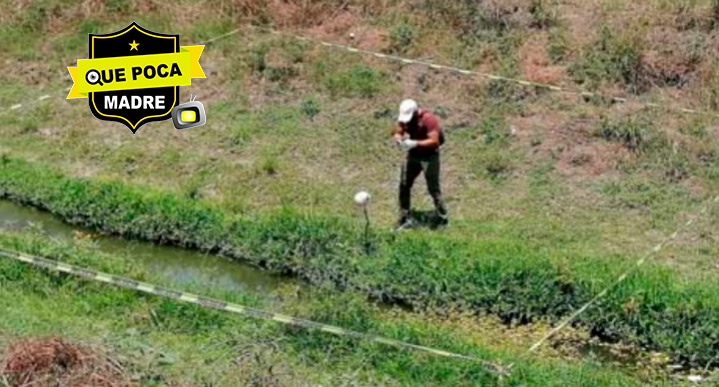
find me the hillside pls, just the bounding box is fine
[1,0,719,386]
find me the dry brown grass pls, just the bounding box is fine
[0,338,128,387]
[227,0,391,28]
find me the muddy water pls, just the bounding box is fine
[0,200,289,293]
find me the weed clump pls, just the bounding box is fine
[324,66,383,98]
[300,96,321,120]
[571,27,648,93]
[0,338,127,387]
[596,117,650,152]
[597,117,696,182]
[476,150,514,182]
[389,21,416,54]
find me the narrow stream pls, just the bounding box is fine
[0,200,290,293]
[0,200,701,380]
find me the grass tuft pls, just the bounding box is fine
[596,117,651,152]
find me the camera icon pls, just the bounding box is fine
[171,93,206,130]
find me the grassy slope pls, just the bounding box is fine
[1,0,719,380]
[0,230,690,387]
[1,0,718,275]
[0,156,718,369]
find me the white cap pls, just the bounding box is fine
[398,99,418,124]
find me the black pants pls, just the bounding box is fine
[399,152,447,218]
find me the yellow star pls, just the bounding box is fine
[129,40,139,51]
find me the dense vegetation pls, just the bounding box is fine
[1,156,717,368]
[0,230,691,386]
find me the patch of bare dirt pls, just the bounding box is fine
[3,59,53,87]
[302,6,392,53]
[0,338,129,387]
[263,0,351,30]
[556,141,627,178]
[555,0,601,47]
[643,27,706,88]
[348,25,387,52]
[513,113,628,178]
[519,32,568,85]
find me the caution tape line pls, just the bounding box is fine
[246,25,718,119]
[0,248,509,376]
[202,28,242,44]
[3,26,718,120]
[0,91,64,118]
[523,194,719,356]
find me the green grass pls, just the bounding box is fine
[0,156,718,368]
[596,116,653,152]
[570,26,648,93]
[322,65,386,98]
[0,230,692,387]
[388,21,417,54]
[3,1,719,383]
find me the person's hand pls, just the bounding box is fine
[400,139,418,151]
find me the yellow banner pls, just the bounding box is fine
[67,46,205,99]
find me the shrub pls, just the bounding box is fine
[389,21,416,54]
[485,79,530,105]
[300,96,321,120]
[596,117,650,152]
[570,27,648,93]
[324,66,382,98]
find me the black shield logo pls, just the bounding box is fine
[88,22,179,134]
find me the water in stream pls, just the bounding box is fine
[0,200,288,293]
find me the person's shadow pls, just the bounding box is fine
[408,209,445,230]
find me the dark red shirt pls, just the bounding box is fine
[402,110,444,157]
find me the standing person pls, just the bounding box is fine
[392,99,448,231]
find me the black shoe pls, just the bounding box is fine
[393,216,415,232]
[432,213,449,229]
